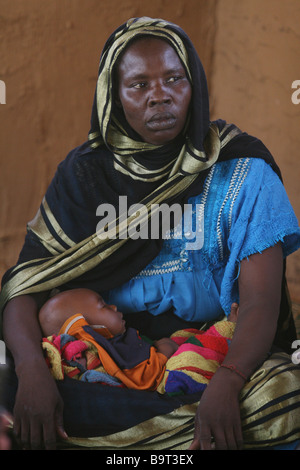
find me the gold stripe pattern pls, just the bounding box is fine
[57,352,300,450]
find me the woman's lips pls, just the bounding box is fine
[146,112,176,131]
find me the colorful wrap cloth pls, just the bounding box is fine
[41,314,167,391]
[157,319,236,395]
[42,333,123,386]
[42,315,236,396]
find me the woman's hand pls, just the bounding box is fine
[189,368,245,450]
[2,295,68,449]
[13,359,67,449]
[190,244,283,450]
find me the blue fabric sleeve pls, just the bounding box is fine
[234,162,300,260]
[220,160,300,314]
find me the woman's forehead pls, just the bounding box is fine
[117,37,185,75]
[124,35,172,50]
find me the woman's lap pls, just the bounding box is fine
[3,358,200,445]
[3,352,300,450]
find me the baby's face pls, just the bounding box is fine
[66,289,126,336]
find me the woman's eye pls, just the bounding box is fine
[132,82,146,89]
[167,76,181,83]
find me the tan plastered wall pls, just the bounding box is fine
[210,0,300,301]
[0,0,299,300]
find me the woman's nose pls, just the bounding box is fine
[148,82,171,107]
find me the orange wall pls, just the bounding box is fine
[0,0,299,299]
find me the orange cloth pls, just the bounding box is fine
[59,314,167,391]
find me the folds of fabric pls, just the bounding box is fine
[240,352,300,448]
[42,314,167,391]
[157,320,236,395]
[0,124,234,314]
[53,352,300,450]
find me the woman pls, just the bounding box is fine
[1,17,300,450]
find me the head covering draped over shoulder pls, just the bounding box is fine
[0,17,281,314]
[88,16,213,176]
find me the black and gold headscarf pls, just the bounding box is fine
[0,17,281,320]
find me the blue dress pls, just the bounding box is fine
[104,158,300,322]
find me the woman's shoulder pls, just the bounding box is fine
[216,156,279,175]
[59,142,110,170]
[211,156,282,192]
[53,142,113,189]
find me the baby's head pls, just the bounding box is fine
[39,288,125,337]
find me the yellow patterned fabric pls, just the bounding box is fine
[240,352,300,448]
[157,321,236,395]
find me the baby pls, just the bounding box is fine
[39,288,178,391]
[39,288,239,394]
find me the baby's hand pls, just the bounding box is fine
[228,303,239,323]
[154,338,179,358]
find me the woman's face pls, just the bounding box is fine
[117,37,192,146]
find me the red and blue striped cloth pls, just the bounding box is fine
[158,320,236,395]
